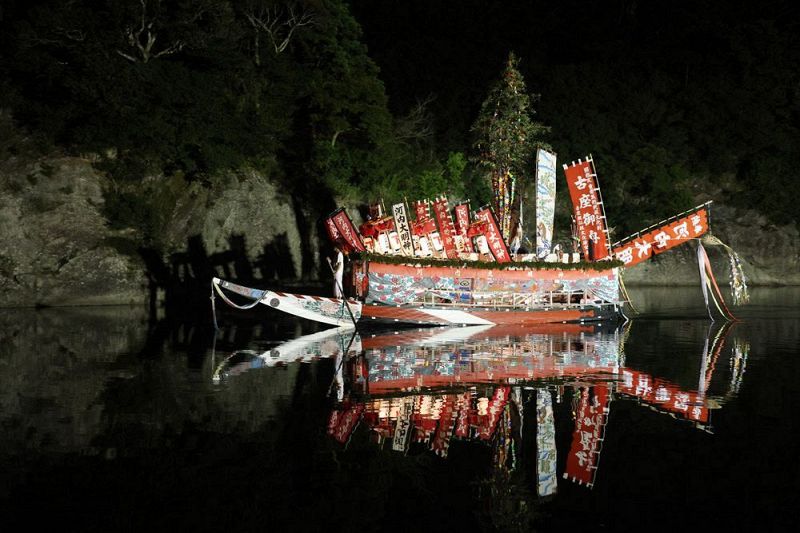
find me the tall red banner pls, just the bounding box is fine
[564,385,610,487]
[414,200,430,222]
[564,157,611,261]
[478,386,510,440]
[474,206,511,263]
[324,216,342,246]
[453,203,474,253]
[432,197,458,259]
[329,209,366,252]
[327,402,364,444]
[611,203,710,267]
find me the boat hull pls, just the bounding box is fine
[360,302,618,326]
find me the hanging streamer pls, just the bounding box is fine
[701,234,750,306]
[697,242,736,321]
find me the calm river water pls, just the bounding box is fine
[1,287,798,532]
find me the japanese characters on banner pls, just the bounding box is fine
[392,397,414,452]
[478,386,511,440]
[474,206,512,263]
[611,203,711,268]
[430,396,457,457]
[454,391,473,438]
[564,385,610,487]
[324,216,343,248]
[432,197,458,259]
[453,203,474,253]
[536,388,558,497]
[617,369,709,423]
[563,157,611,261]
[327,402,365,444]
[392,202,415,256]
[535,149,558,259]
[329,208,366,253]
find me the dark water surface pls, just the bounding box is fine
[1,287,799,532]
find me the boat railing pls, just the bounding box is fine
[419,290,613,310]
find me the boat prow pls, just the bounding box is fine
[211,277,362,328]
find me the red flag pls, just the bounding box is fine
[474,206,511,263]
[564,157,611,261]
[453,203,474,253]
[329,208,365,253]
[432,198,458,258]
[611,203,710,267]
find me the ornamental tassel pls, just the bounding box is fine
[701,234,750,306]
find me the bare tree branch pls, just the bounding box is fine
[244,1,315,63]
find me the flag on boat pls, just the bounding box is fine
[432,197,459,259]
[611,202,711,267]
[453,202,474,253]
[327,208,365,253]
[474,206,512,263]
[564,156,611,261]
[392,202,415,256]
[535,148,558,259]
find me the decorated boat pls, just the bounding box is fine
[212,152,748,328]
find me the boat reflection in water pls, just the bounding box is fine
[214,320,745,499]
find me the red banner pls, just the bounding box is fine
[432,197,458,259]
[478,386,510,440]
[453,203,474,253]
[454,392,472,438]
[564,157,611,261]
[330,209,366,252]
[564,385,610,487]
[327,402,365,444]
[474,207,511,263]
[414,200,430,222]
[617,369,709,423]
[431,396,457,457]
[324,216,342,245]
[611,204,710,267]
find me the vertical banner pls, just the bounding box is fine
[414,200,430,223]
[536,388,558,497]
[392,203,415,256]
[564,385,610,487]
[327,402,365,445]
[611,203,711,267]
[432,197,459,259]
[563,157,611,261]
[454,391,472,438]
[329,208,366,252]
[478,386,511,440]
[431,396,457,457]
[474,206,512,263]
[324,216,344,248]
[392,397,414,452]
[535,149,558,259]
[453,203,474,253]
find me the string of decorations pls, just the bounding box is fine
[349,251,623,271]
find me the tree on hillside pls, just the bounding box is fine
[471,52,549,243]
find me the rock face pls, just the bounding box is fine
[0,156,148,306]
